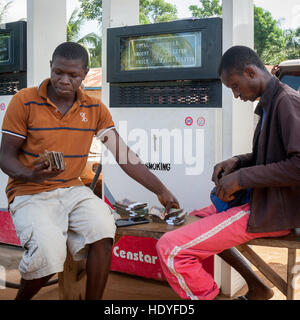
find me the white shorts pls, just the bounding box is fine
[9,186,116,280]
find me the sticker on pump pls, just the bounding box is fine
[185,116,193,126]
[0,103,6,111]
[197,116,206,127]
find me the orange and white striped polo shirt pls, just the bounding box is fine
[2,78,115,204]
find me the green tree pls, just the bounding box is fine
[67,8,85,42]
[67,8,102,68]
[282,27,300,60]
[189,0,221,18]
[188,0,294,65]
[78,0,178,25]
[139,0,178,24]
[254,6,286,64]
[0,0,13,23]
[81,32,102,67]
[78,0,102,23]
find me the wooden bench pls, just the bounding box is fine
[58,216,300,300]
[236,233,300,300]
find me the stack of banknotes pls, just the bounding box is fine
[114,198,149,218]
[33,150,65,171]
[149,206,187,226]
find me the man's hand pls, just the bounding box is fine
[216,171,242,202]
[0,133,63,183]
[157,189,180,215]
[29,161,63,183]
[212,157,240,185]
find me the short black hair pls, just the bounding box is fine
[52,42,89,69]
[218,46,267,76]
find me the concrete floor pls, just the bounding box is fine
[0,245,299,300]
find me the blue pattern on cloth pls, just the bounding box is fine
[210,187,251,213]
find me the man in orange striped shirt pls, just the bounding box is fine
[0,42,179,300]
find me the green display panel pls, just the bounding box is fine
[120,32,202,71]
[0,32,11,64]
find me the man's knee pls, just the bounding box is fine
[84,200,116,239]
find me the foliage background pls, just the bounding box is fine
[0,0,298,67]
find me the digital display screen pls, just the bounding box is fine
[120,32,202,71]
[0,32,11,64]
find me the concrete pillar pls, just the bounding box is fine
[101,0,139,107]
[27,0,66,87]
[222,0,254,158]
[219,0,254,297]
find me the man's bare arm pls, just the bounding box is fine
[0,133,62,183]
[100,129,179,211]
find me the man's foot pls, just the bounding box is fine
[234,286,274,300]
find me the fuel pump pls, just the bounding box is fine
[104,18,222,281]
[0,21,27,210]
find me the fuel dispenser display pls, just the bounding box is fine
[104,18,222,280]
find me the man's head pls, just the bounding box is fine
[218,46,270,102]
[49,42,89,99]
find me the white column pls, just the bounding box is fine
[101,0,139,107]
[219,0,254,297]
[27,0,67,87]
[222,0,254,158]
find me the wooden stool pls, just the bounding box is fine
[57,216,199,300]
[236,232,300,300]
[58,249,87,300]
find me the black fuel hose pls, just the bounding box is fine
[89,159,102,192]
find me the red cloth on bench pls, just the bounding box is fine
[0,211,20,246]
